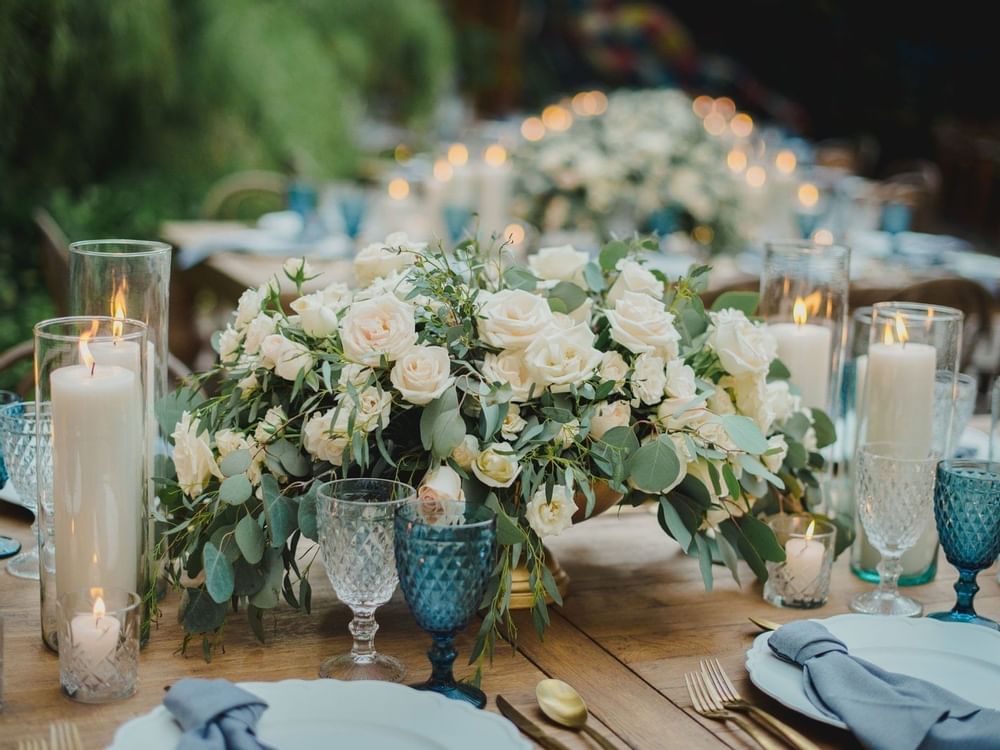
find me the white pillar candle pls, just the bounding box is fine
[784,525,825,595]
[864,341,935,456]
[52,350,143,598]
[69,595,121,673]
[769,297,833,410]
[477,147,513,238]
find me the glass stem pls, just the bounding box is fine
[348,609,378,663]
[427,633,457,686]
[952,567,981,616]
[876,553,903,600]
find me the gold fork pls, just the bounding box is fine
[701,658,821,750]
[17,738,49,750]
[685,671,784,750]
[49,721,84,750]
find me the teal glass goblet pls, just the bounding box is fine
[0,390,24,560]
[929,460,1000,629]
[394,499,496,708]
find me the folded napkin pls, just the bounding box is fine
[769,620,1000,750]
[164,678,276,750]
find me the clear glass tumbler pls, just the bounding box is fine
[316,478,415,681]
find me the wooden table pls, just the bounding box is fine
[2,501,998,750]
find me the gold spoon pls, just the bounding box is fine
[536,679,617,750]
[749,615,783,632]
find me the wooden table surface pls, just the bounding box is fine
[3,499,998,750]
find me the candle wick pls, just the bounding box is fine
[90,361,96,376]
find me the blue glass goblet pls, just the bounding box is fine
[0,390,23,560]
[929,460,1000,629]
[394,499,497,708]
[442,204,473,244]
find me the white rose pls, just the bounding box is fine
[693,418,739,452]
[598,351,628,392]
[451,435,479,470]
[172,412,222,497]
[235,286,266,329]
[557,419,580,448]
[259,334,313,382]
[478,289,555,350]
[707,387,736,416]
[708,309,777,376]
[254,406,287,445]
[482,349,536,402]
[302,409,350,466]
[353,270,421,305]
[243,314,277,355]
[525,484,577,538]
[803,425,818,453]
[290,292,339,338]
[218,326,241,364]
[607,260,662,306]
[767,380,801,423]
[631,352,667,406]
[501,404,527,440]
[567,297,593,325]
[339,294,417,365]
[764,435,788,473]
[352,386,392,432]
[390,345,455,406]
[665,359,696,399]
[606,291,680,358]
[472,442,522,488]
[237,370,259,396]
[214,428,248,458]
[726,374,774,434]
[418,464,466,503]
[527,244,589,283]
[523,323,602,393]
[283,257,314,280]
[590,401,631,440]
[339,363,372,388]
[354,232,423,285]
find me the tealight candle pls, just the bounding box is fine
[764,515,836,608]
[70,594,120,673]
[783,520,825,596]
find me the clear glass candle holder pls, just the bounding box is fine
[57,587,140,703]
[763,514,836,609]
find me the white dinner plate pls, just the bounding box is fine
[746,614,1000,729]
[109,679,530,749]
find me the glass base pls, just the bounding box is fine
[411,679,487,709]
[851,558,938,587]
[319,653,405,682]
[7,545,38,579]
[0,535,21,559]
[850,590,922,617]
[927,610,1000,630]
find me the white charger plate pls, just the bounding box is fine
[109,679,530,750]
[745,614,1000,729]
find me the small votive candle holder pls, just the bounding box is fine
[57,587,139,703]
[763,515,836,609]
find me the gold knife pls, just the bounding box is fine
[497,695,573,750]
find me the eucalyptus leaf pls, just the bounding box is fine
[157,387,202,443]
[235,513,265,564]
[658,496,694,552]
[297,485,318,541]
[583,262,605,292]
[627,436,681,493]
[711,291,759,316]
[503,266,538,291]
[219,449,251,477]
[718,415,769,454]
[693,533,714,591]
[599,240,629,271]
[202,542,235,604]
[219,474,252,506]
[547,281,587,313]
[180,587,228,634]
[249,548,284,609]
[811,408,836,449]
[768,358,791,381]
[496,512,526,545]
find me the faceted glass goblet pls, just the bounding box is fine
[316,478,415,682]
[0,390,23,560]
[394,499,497,708]
[929,460,1000,629]
[0,401,52,579]
[850,442,938,617]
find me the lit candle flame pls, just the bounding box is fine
[793,296,808,326]
[805,520,816,540]
[484,143,507,167]
[80,320,98,374]
[895,312,909,344]
[111,280,127,339]
[93,595,106,620]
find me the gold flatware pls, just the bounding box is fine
[749,615,782,632]
[685,671,784,750]
[535,678,617,750]
[49,721,84,750]
[497,694,573,750]
[701,658,820,750]
[17,738,49,750]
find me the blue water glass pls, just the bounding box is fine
[646,206,679,236]
[394,500,497,708]
[929,460,1000,629]
[442,204,473,244]
[339,192,368,240]
[0,390,23,560]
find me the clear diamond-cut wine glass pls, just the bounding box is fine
[851,442,939,616]
[0,401,52,579]
[316,478,415,681]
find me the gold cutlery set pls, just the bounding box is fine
[16,721,84,750]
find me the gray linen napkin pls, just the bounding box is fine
[164,678,276,750]
[769,620,1000,750]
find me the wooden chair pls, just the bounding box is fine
[200,170,287,220]
[34,208,70,316]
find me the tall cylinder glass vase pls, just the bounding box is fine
[850,302,963,587]
[34,316,150,651]
[759,239,850,513]
[68,241,170,623]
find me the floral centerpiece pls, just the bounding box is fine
[514,88,748,255]
[158,234,834,673]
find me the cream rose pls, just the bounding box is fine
[590,401,631,440]
[766,380,801,423]
[290,292,339,338]
[352,386,392,432]
[630,352,667,406]
[482,350,535,402]
[390,345,455,406]
[607,259,662,306]
[523,323,602,393]
[726,373,774,434]
[707,387,736,416]
[243,314,277,355]
[598,351,629,392]
[339,363,373,388]
[302,409,350,466]
[606,291,680,358]
[353,232,423,285]
[708,309,777,376]
[218,325,241,364]
[527,244,589,283]
[525,484,577,538]
[214,428,248,458]
[764,434,789,473]
[451,435,480,470]
[282,257,314,280]
[478,289,555,350]
[418,465,466,503]
[235,286,266,329]
[254,406,287,445]
[557,419,581,448]
[237,370,259,396]
[172,412,222,497]
[472,442,521,488]
[501,404,527,441]
[339,294,417,365]
[259,334,313,382]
